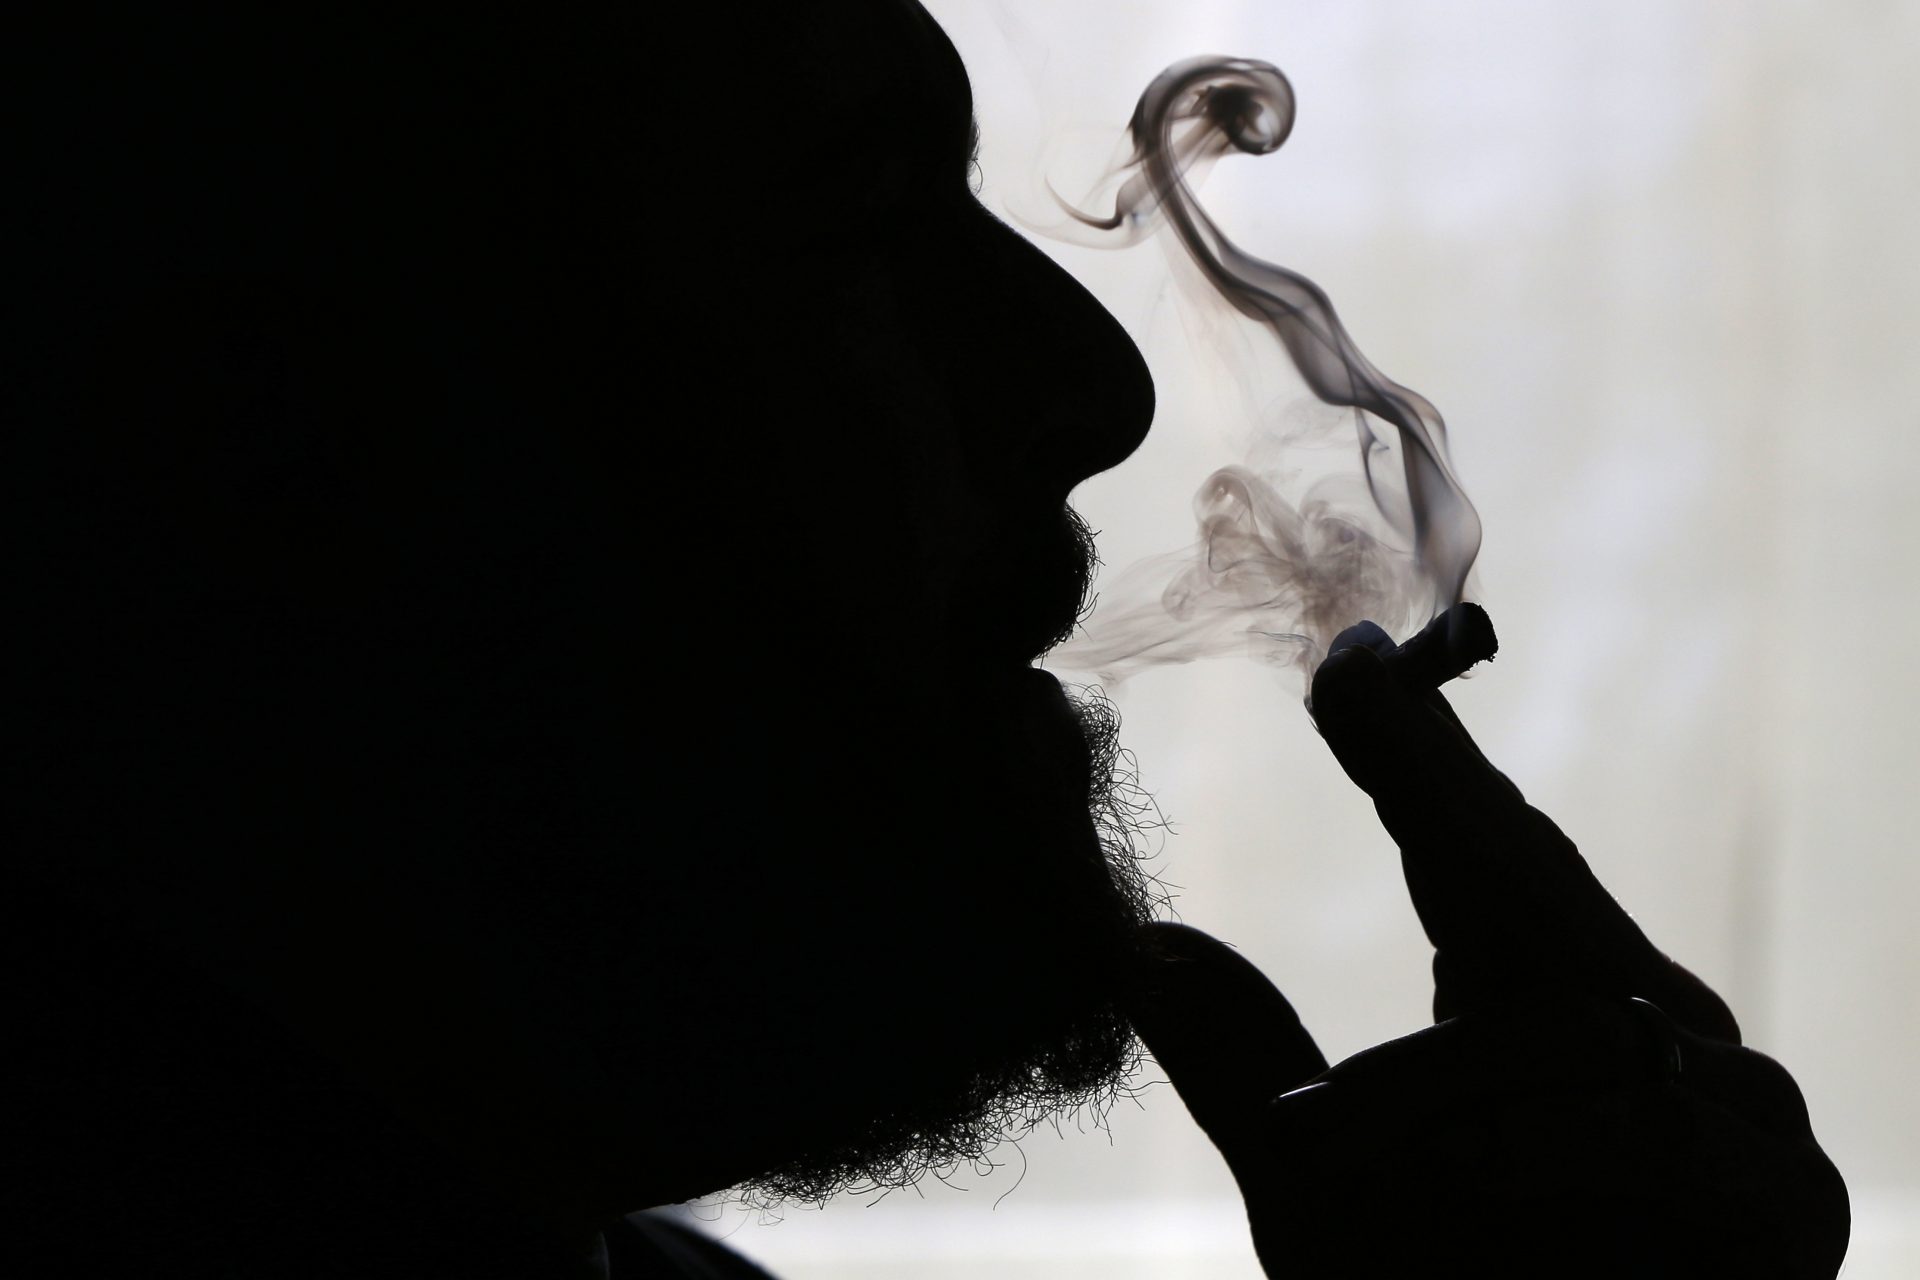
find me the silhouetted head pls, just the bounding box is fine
[8,1,1158,1261]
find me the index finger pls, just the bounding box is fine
[1311,628,1736,1039]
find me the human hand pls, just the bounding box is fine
[1125,609,1849,1277]
[1307,612,1734,1032]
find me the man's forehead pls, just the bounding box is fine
[686,3,975,247]
[777,2,972,132]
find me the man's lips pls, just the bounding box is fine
[1017,665,1095,791]
[966,506,1096,668]
[1022,665,1077,717]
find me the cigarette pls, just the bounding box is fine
[1382,602,1498,690]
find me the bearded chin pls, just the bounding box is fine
[731,680,1166,1209]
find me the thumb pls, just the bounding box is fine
[1127,923,1327,1186]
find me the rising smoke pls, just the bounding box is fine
[1040,58,1482,685]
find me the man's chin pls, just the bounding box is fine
[731,1024,1144,1210]
[729,682,1166,1210]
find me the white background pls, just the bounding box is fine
[687,2,1920,1273]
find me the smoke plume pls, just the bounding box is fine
[1041,58,1482,684]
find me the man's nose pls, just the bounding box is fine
[943,211,1156,501]
[1007,226,1155,497]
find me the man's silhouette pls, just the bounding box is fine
[8,5,1847,1276]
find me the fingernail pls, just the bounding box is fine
[1624,997,1685,1084]
[1311,645,1390,723]
[1329,620,1393,657]
[1265,1080,1344,1141]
